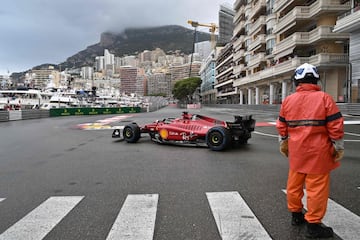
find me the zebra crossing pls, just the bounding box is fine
[282,190,360,240]
[0,191,359,240]
[0,197,83,240]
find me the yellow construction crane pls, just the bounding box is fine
[187,20,218,49]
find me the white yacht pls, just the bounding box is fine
[0,89,45,110]
[49,90,90,108]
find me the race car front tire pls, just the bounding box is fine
[206,126,232,151]
[123,123,141,143]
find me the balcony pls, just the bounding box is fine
[233,49,245,62]
[248,34,266,51]
[233,54,349,87]
[307,53,349,66]
[272,0,304,14]
[233,64,245,76]
[273,0,350,34]
[247,52,266,68]
[248,0,266,20]
[273,0,291,13]
[333,7,360,33]
[216,54,233,70]
[248,16,266,36]
[233,35,244,51]
[273,26,350,58]
[217,90,238,98]
[234,0,247,11]
[214,79,234,88]
[233,20,245,36]
[244,4,252,19]
[216,66,234,80]
[234,5,245,24]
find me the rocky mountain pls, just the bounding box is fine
[58,25,212,70]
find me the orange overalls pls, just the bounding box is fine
[276,84,344,223]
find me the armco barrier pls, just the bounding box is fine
[1,104,360,122]
[49,107,141,117]
[21,109,50,119]
[0,111,9,122]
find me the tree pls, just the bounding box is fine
[172,77,201,103]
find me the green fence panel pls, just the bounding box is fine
[50,107,141,117]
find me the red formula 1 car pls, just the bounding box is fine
[112,111,256,151]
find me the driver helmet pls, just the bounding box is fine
[293,63,320,86]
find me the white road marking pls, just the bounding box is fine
[344,139,360,142]
[282,190,360,240]
[344,132,360,137]
[97,115,133,124]
[206,191,272,240]
[344,120,360,125]
[106,194,158,240]
[0,196,84,240]
[253,131,278,138]
[111,125,125,130]
[0,198,5,202]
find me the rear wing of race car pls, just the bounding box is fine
[226,115,256,131]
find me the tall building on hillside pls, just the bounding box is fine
[195,41,212,61]
[104,49,115,66]
[119,66,138,94]
[95,56,105,72]
[169,62,202,82]
[31,66,60,89]
[81,66,94,80]
[147,73,172,97]
[222,0,351,104]
[218,3,235,46]
[139,50,152,62]
[136,68,146,96]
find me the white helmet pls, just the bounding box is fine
[293,63,319,86]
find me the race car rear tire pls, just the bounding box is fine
[123,123,141,143]
[206,126,232,151]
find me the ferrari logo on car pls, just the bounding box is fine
[159,129,169,139]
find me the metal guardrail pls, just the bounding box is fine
[338,103,360,116]
[1,103,359,122]
[337,7,360,20]
[0,111,9,122]
[21,110,50,119]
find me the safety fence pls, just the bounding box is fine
[1,104,359,122]
[49,107,141,117]
[0,107,141,122]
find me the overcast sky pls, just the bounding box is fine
[0,0,234,75]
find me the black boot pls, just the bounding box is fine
[306,223,333,238]
[291,212,306,226]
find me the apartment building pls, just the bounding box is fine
[215,42,238,103]
[334,0,360,102]
[119,66,138,94]
[169,62,202,82]
[147,73,172,97]
[218,4,236,46]
[199,50,217,104]
[227,0,351,104]
[31,66,60,89]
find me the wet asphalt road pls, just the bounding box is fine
[0,106,359,240]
